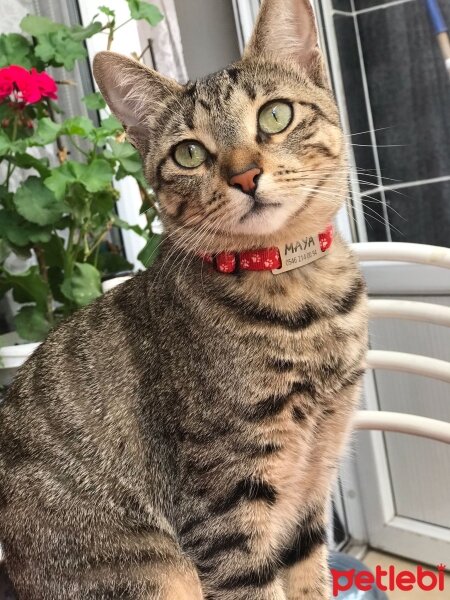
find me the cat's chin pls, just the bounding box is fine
[231,206,291,236]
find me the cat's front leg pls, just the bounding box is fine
[284,542,331,600]
[202,577,287,600]
[184,519,287,600]
[3,509,205,600]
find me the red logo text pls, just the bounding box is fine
[330,564,446,596]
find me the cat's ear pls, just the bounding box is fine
[243,0,325,83]
[93,51,183,155]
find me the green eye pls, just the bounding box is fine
[174,141,207,168]
[259,101,293,135]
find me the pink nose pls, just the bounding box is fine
[229,167,262,194]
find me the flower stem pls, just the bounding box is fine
[113,18,132,33]
[106,20,116,51]
[34,245,54,326]
[68,134,90,158]
[4,113,19,188]
[45,99,66,163]
[86,225,111,259]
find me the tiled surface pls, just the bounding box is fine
[334,15,377,190]
[361,192,389,242]
[383,182,450,246]
[357,1,450,184]
[362,181,450,245]
[333,0,450,246]
[333,0,416,11]
[332,0,352,11]
[364,551,450,599]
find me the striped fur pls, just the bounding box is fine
[0,1,367,598]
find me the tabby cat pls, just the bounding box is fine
[0,0,368,598]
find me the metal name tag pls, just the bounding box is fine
[272,233,330,275]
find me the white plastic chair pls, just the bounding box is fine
[351,242,450,444]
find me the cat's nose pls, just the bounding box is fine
[229,166,262,196]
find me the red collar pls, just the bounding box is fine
[201,225,334,275]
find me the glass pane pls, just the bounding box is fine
[333,0,450,246]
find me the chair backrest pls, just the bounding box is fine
[352,242,450,444]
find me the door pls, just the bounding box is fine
[316,0,450,564]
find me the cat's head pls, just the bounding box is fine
[94,0,346,253]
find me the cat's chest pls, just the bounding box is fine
[206,302,366,407]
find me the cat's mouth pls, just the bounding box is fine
[239,197,282,223]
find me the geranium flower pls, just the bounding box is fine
[30,68,58,101]
[0,65,58,104]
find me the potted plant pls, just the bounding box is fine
[0,1,163,382]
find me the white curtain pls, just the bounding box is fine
[137,0,188,83]
[0,0,34,35]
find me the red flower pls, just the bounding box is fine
[30,68,58,101]
[0,65,58,104]
[0,65,28,101]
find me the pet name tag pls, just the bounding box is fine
[272,226,334,275]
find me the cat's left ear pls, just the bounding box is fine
[243,0,326,85]
[93,51,183,156]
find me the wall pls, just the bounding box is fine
[174,0,240,80]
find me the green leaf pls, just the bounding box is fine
[84,159,114,193]
[0,210,52,247]
[0,238,10,263]
[61,262,102,306]
[105,140,142,174]
[91,190,116,216]
[137,234,161,266]
[0,130,28,154]
[31,118,61,146]
[44,161,84,200]
[8,153,51,178]
[62,115,94,137]
[91,115,123,143]
[4,266,50,312]
[35,30,87,71]
[14,306,51,342]
[127,0,164,26]
[23,17,102,71]
[101,115,122,133]
[82,91,106,111]
[42,235,65,269]
[14,177,66,226]
[97,252,133,274]
[20,15,62,35]
[0,33,35,68]
[44,163,74,200]
[98,5,115,17]
[112,215,146,237]
[45,158,113,199]
[0,131,11,155]
[0,184,13,207]
[69,21,102,42]
[0,276,12,299]
[47,266,65,303]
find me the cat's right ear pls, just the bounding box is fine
[93,51,183,156]
[243,0,325,84]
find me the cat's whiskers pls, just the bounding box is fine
[345,126,393,138]
[149,215,214,290]
[172,219,214,286]
[143,206,215,271]
[177,212,229,294]
[161,211,223,286]
[291,183,404,235]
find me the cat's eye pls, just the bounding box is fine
[174,141,207,169]
[258,101,293,135]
